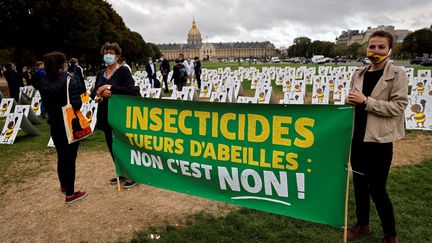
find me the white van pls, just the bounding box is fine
[271,57,280,63]
[311,55,325,64]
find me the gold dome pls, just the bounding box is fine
[188,18,201,36]
[187,18,202,46]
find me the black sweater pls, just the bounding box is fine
[353,69,384,142]
[32,72,85,125]
[93,66,139,130]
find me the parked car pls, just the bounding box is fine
[284,57,301,63]
[316,57,331,64]
[271,57,281,63]
[410,57,427,65]
[359,57,371,65]
[311,55,325,64]
[333,57,347,63]
[421,59,432,66]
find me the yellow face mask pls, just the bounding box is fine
[367,49,392,64]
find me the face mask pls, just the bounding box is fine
[367,49,391,64]
[103,54,116,65]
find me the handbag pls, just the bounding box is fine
[62,76,92,144]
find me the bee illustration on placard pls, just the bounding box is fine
[314,85,326,103]
[413,80,426,96]
[335,83,346,99]
[258,90,266,104]
[294,85,301,92]
[1,116,18,142]
[33,101,39,113]
[278,75,284,83]
[150,91,157,98]
[329,79,335,89]
[407,99,426,128]
[1,100,10,115]
[203,85,209,95]
[285,80,292,91]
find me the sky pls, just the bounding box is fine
[106,0,432,48]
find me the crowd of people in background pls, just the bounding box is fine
[1,52,203,99]
[0,38,206,205]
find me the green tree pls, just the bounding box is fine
[0,0,158,73]
[356,43,367,58]
[288,37,311,57]
[348,43,361,59]
[402,29,432,58]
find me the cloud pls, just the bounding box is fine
[106,0,432,47]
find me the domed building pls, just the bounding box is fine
[157,19,276,61]
[187,19,202,46]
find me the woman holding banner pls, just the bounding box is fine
[346,31,408,243]
[94,42,140,189]
[32,51,88,204]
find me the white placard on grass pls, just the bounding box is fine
[0,98,16,118]
[405,95,432,130]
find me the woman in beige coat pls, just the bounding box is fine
[346,31,408,243]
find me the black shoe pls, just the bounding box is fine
[110,176,126,185]
[123,180,137,189]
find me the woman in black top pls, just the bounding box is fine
[32,51,88,204]
[94,43,139,189]
[346,31,408,243]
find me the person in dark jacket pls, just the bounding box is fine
[35,61,46,79]
[34,61,47,118]
[145,57,158,88]
[23,67,32,86]
[4,63,21,102]
[32,51,88,204]
[93,42,140,189]
[67,58,85,84]
[170,59,184,91]
[193,56,202,89]
[159,55,170,92]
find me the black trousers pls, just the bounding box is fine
[175,79,184,91]
[103,126,130,181]
[50,121,80,197]
[162,74,169,92]
[350,140,396,237]
[102,126,114,160]
[195,73,201,89]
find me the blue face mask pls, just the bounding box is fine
[103,54,116,65]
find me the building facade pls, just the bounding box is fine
[336,25,412,45]
[157,19,276,60]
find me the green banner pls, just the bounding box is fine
[108,95,353,228]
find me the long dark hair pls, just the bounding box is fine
[43,51,66,81]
